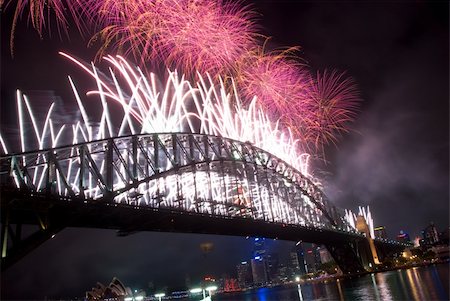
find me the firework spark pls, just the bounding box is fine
[89,0,257,75]
[2,0,84,53]
[156,0,257,75]
[2,53,313,177]
[303,70,360,149]
[236,47,309,114]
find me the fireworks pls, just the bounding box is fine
[86,0,160,62]
[2,0,83,53]
[156,0,257,75]
[1,54,345,229]
[2,0,361,176]
[345,206,375,239]
[1,53,312,177]
[89,0,257,75]
[236,47,309,115]
[303,70,360,149]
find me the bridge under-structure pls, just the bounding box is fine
[0,133,408,272]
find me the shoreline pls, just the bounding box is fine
[218,260,450,295]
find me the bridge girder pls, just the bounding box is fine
[0,133,351,230]
[0,133,408,271]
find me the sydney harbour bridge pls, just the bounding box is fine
[0,132,409,272]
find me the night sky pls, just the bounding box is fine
[1,1,449,299]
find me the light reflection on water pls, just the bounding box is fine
[214,264,449,301]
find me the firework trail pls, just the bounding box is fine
[156,0,257,75]
[1,53,339,228]
[234,46,316,148]
[1,53,312,177]
[236,47,309,114]
[2,0,360,155]
[2,0,84,53]
[345,206,375,238]
[303,70,360,150]
[89,0,257,76]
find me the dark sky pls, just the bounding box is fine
[1,1,449,299]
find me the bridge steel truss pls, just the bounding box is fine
[0,133,406,271]
[1,133,352,229]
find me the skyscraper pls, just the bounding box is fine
[295,243,308,275]
[288,249,301,279]
[374,226,387,239]
[251,258,267,286]
[397,230,411,243]
[251,237,269,284]
[265,252,279,282]
[318,248,333,264]
[236,261,252,289]
[422,222,440,246]
[253,237,266,258]
[303,243,321,273]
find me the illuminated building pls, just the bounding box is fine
[295,243,308,275]
[319,248,333,264]
[397,230,411,243]
[303,243,321,273]
[85,277,132,301]
[374,226,387,239]
[253,237,266,258]
[422,222,440,246]
[224,278,239,292]
[251,237,270,284]
[236,261,252,288]
[431,245,450,261]
[265,252,279,282]
[413,236,421,247]
[251,257,268,286]
[289,250,301,277]
[277,263,288,282]
[439,227,449,245]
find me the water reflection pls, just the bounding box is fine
[371,273,381,301]
[297,284,303,301]
[375,271,392,301]
[214,264,449,301]
[397,269,412,299]
[336,279,344,301]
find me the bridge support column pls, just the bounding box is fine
[0,190,67,271]
[325,241,367,274]
[356,216,380,266]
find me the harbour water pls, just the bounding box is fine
[213,264,449,301]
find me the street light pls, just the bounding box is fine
[135,296,144,301]
[190,287,206,299]
[154,293,165,301]
[206,285,218,297]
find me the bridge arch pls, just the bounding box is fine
[0,133,412,272]
[1,133,352,231]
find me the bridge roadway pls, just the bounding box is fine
[0,133,408,272]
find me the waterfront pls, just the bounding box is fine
[213,264,449,301]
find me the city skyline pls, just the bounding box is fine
[1,1,448,299]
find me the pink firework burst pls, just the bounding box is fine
[155,0,257,75]
[87,0,162,62]
[87,0,257,74]
[236,47,310,118]
[3,0,83,53]
[303,70,360,149]
[81,0,151,30]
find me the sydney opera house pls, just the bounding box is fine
[85,277,135,301]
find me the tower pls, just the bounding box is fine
[356,216,380,266]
